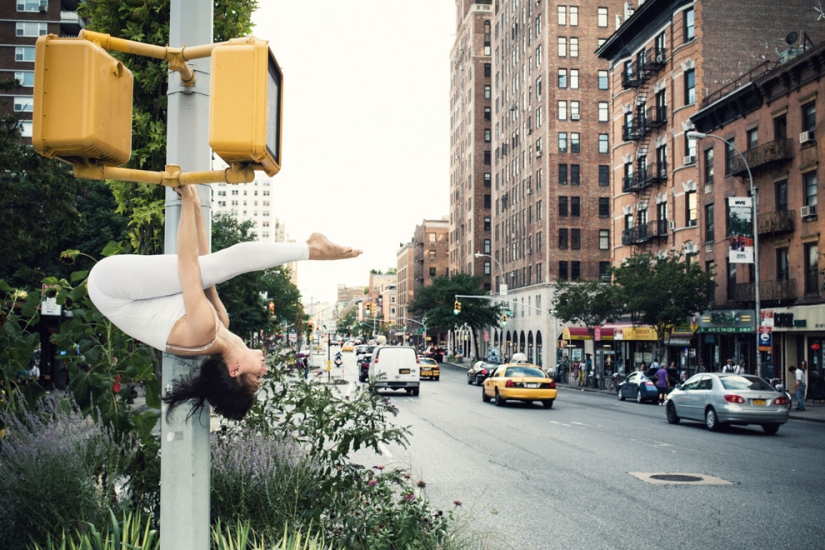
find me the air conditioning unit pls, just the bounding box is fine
[683,155,696,165]
[800,131,816,144]
[527,188,532,195]
[571,113,580,121]
[527,128,532,135]
[668,220,676,231]
[527,247,533,255]
[801,205,818,218]
[688,219,697,227]
[39,0,47,12]
[536,149,542,158]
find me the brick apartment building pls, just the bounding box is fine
[0,0,84,141]
[691,39,825,394]
[410,218,450,347]
[597,0,825,376]
[395,241,415,327]
[451,0,623,366]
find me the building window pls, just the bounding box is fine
[484,239,491,254]
[804,171,818,207]
[536,106,543,127]
[685,69,695,105]
[536,14,542,37]
[484,129,491,142]
[599,229,610,250]
[484,151,491,165]
[625,213,634,231]
[704,147,714,184]
[559,196,568,217]
[570,69,579,89]
[536,45,542,67]
[599,261,610,280]
[558,37,567,57]
[599,197,610,218]
[484,261,491,275]
[15,46,35,62]
[571,101,580,120]
[484,107,491,121]
[484,173,491,187]
[13,96,33,112]
[777,248,789,281]
[571,229,581,250]
[571,261,581,280]
[484,85,491,99]
[18,0,43,11]
[558,100,568,121]
[484,62,491,77]
[725,141,735,176]
[598,69,608,90]
[726,260,736,301]
[571,133,580,153]
[559,132,568,152]
[571,197,580,217]
[686,134,697,162]
[803,101,816,135]
[598,134,609,154]
[569,6,579,25]
[559,261,569,281]
[571,164,580,186]
[558,69,567,88]
[429,267,437,277]
[559,164,568,185]
[19,120,32,137]
[558,5,566,25]
[686,190,697,226]
[570,37,579,57]
[16,22,47,37]
[536,75,543,96]
[559,228,569,249]
[598,101,609,122]
[775,179,788,211]
[599,165,609,186]
[484,216,491,230]
[805,243,819,294]
[14,71,34,87]
[484,194,491,208]
[597,7,608,27]
[705,203,714,243]
[746,128,758,151]
[684,8,695,41]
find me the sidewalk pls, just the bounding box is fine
[443,361,825,424]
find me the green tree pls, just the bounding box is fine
[337,307,358,335]
[611,252,716,357]
[408,273,501,359]
[554,278,621,339]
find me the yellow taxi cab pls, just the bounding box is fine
[342,341,355,352]
[482,363,557,408]
[418,357,440,381]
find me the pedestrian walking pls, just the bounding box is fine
[722,358,736,373]
[794,361,807,411]
[655,363,669,405]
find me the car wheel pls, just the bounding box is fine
[543,399,554,409]
[618,387,625,401]
[762,423,780,435]
[705,408,722,432]
[434,376,440,381]
[467,376,473,385]
[666,402,680,424]
[636,389,644,404]
[494,389,507,407]
[482,386,491,402]
[412,388,420,396]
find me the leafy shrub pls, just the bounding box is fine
[0,400,134,549]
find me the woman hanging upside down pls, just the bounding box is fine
[88,184,361,421]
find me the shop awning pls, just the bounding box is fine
[561,327,615,341]
[603,323,659,341]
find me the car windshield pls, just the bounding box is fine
[505,367,546,378]
[420,358,436,365]
[720,375,774,391]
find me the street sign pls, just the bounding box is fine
[761,310,774,327]
[758,326,772,351]
[288,332,297,343]
[41,284,61,316]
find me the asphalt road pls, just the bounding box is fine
[334,351,825,550]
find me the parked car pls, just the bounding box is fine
[482,364,557,408]
[617,371,660,404]
[419,357,440,380]
[355,345,369,356]
[666,373,790,434]
[467,361,498,386]
[342,341,355,352]
[370,346,420,395]
[358,354,372,382]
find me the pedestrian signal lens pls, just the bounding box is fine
[32,35,133,166]
[210,37,283,177]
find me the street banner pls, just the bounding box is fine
[41,284,61,316]
[727,197,754,263]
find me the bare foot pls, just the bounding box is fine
[307,233,362,260]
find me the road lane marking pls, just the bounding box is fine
[378,442,393,458]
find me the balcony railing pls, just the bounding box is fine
[643,48,667,74]
[758,209,795,237]
[733,279,797,303]
[645,105,667,130]
[637,162,668,187]
[730,138,793,177]
[622,118,647,141]
[60,10,86,32]
[621,220,668,245]
[622,65,641,88]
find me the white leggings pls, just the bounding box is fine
[87,242,309,350]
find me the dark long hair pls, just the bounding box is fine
[161,355,256,422]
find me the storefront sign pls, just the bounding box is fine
[619,326,658,341]
[699,310,755,333]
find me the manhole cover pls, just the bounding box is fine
[650,474,703,482]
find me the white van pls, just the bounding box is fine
[369,345,420,395]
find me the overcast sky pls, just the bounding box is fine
[250,1,456,305]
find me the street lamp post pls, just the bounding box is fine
[687,131,761,377]
[474,252,507,296]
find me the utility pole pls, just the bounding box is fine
[160,1,212,548]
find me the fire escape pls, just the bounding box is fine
[620,47,668,251]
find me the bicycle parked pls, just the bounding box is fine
[607,372,625,393]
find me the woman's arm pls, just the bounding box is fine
[190,188,231,329]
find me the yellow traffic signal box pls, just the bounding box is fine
[210,38,283,177]
[32,35,133,166]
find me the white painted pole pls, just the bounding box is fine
[160,1,213,548]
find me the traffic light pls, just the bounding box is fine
[365,303,371,315]
[501,313,508,326]
[453,300,462,315]
[32,34,133,166]
[307,321,314,333]
[210,37,283,177]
